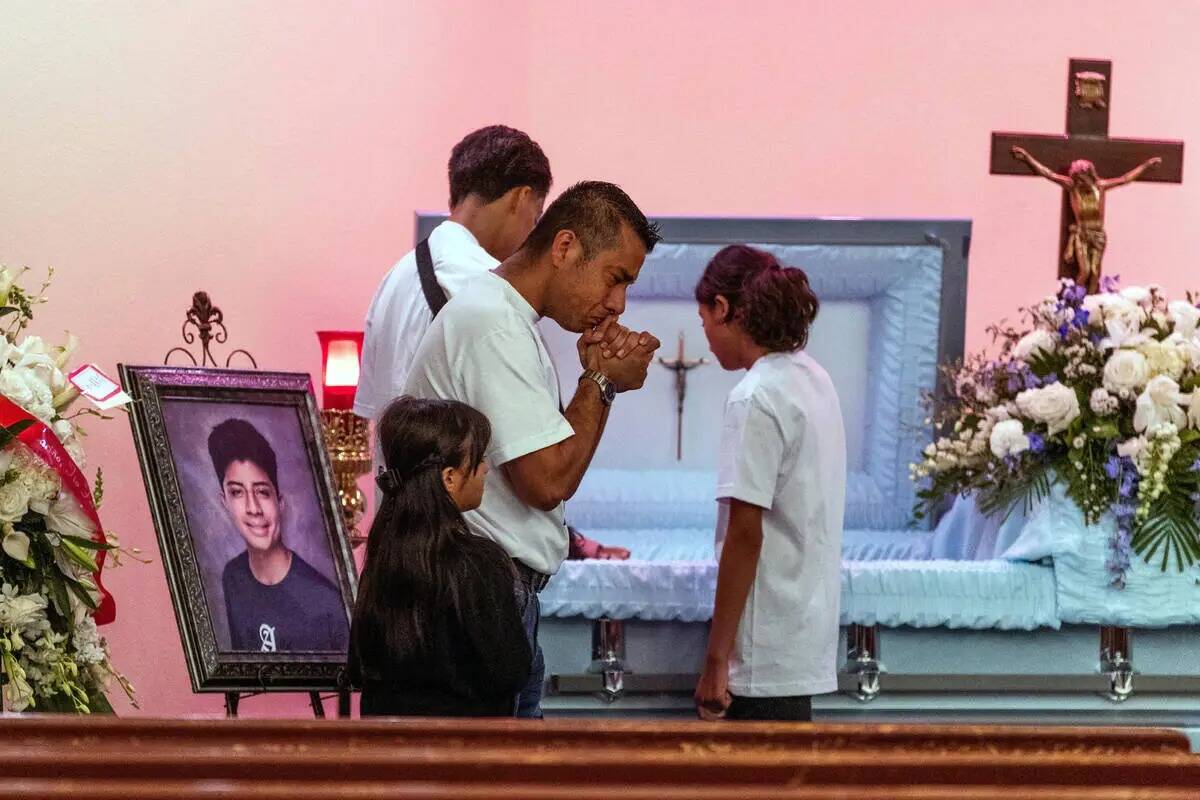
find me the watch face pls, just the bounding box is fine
[603,382,616,403]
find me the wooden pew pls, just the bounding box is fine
[3,717,1195,797]
[4,734,1198,787]
[5,779,1200,800]
[3,715,1190,756]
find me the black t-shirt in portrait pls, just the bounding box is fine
[221,550,349,653]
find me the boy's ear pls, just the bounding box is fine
[714,294,732,324]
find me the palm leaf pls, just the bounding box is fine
[979,464,1053,521]
[1132,490,1200,573]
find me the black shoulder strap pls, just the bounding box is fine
[415,238,449,318]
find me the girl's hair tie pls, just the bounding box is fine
[375,455,441,495]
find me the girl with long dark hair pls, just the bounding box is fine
[349,396,530,716]
[691,245,847,723]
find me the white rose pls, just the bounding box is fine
[0,368,35,410]
[1013,329,1057,361]
[1167,301,1200,337]
[14,368,52,421]
[989,419,1030,458]
[1133,375,1188,433]
[1103,350,1151,396]
[2,527,29,562]
[1121,286,1152,306]
[1015,382,1081,435]
[1138,338,1186,380]
[1117,436,1147,459]
[15,351,56,385]
[0,481,31,524]
[1106,296,1149,332]
[986,405,1011,422]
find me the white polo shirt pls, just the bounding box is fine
[404,272,574,575]
[354,221,498,422]
[715,350,847,698]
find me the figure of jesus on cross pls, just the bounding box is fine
[990,59,1184,294]
[1010,146,1161,293]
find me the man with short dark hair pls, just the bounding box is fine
[356,126,629,561]
[356,125,551,416]
[207,418,348,653]
[405,180,663,717]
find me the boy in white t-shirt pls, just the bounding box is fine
[693,244,847,722]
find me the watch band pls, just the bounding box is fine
[580,369,615,406]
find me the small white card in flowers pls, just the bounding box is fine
[68,364,132,411]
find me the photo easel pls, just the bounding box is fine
[223,689,352,719]
[162,291,357,721]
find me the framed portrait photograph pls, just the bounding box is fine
[120,365,357,692]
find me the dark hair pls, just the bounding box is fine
[348,396,499,685]
[694,244,820,352]
[207,418,279,493]
[447,125,552,208]
[518,180,661,261]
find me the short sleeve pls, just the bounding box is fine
[715,395,788,510]
[458,328,574,467]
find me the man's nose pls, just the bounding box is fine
[605,287,627,316]
[247,493,262,515]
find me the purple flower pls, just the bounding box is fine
[1023,372,1042,390]
[1104,456,1121,479]
[1191,459,1200,472]
[1043,372,1058,385]
[1058,324,1071,339]
[1073,309,1090,327]
[1119,473,1136,498]
[1027,433,1045,454]
[1101,274,1122,293]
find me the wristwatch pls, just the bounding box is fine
[580,369,616,407]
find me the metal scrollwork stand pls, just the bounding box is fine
[164,291,259,369]
[163,291,350,719]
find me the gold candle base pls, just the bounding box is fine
[320,409,372,548]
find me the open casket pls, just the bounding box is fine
[417,215,1200,720]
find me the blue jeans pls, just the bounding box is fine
[515,579,545,719]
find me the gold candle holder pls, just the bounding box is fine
[320,409,372,548]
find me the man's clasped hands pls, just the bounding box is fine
[577,316,661,392]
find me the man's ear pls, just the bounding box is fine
[508,185,532,212]
[550,229,579,269]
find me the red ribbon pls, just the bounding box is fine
[0,397,115,625]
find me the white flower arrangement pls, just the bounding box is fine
[912,278,1200,589]
[0,267,134,713]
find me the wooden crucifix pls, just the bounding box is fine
[990,59,1184,293]
[657,331,707,461]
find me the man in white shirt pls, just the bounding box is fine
[355,125,626,560]
[405,180,663,717]
[355,126,551,419]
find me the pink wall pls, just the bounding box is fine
[3,1,1198,716]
